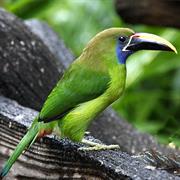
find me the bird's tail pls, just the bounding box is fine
[0,120,40,178]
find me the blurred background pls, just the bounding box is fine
[0,0,179,147]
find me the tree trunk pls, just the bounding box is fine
[0,8,64,111]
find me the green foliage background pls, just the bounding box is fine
[2,0,180,146]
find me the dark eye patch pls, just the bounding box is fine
[118,36,126,42]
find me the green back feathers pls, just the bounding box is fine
[39,63,110,122]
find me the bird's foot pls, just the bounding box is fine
[78,139,120,151]
[78,144,120,151]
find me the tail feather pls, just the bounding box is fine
[0,123,39,178]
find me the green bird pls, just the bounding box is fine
[0,28,177,177]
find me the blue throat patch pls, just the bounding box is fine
[116,42,133,64]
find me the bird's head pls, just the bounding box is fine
[84,28,177,65]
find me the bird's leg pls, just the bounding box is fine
[78,139,120,151]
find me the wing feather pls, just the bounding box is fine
[39,63,109,122]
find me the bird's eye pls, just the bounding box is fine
[118,36,126,42]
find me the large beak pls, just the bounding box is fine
[124,33,177,53]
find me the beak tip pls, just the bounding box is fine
[171,47,177,54]
[174,49,178,54]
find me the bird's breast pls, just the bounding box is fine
[105,64,126,102]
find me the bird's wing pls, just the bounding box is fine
[39,62,110,122]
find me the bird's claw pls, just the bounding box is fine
[79,138,120,151]
[78,144,120,151]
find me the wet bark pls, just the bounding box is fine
[0,96,179,179]
[0,8,64,111]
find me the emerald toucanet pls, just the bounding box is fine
[0,28,177,177]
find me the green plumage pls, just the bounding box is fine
[1,27,176,177]
[39,63,110,122]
